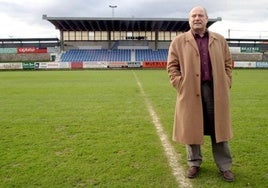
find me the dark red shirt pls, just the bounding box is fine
[194,32,212,82]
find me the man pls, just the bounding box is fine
[167,6,234,182]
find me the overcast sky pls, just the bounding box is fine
[0,0,268,39]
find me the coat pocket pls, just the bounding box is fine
[173,76,183,92]
[225,74,231,88]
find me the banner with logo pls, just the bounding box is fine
[142,61,167,68]
[0,48,17,54]
[108,62,128,68]
[233,61,256,68]
[256,62,268,68]
[0,63,22,70]
[83,61,108,69]
[17,47,47,54]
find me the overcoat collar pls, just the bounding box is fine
[185,31,199,54]
[184,30,219,52]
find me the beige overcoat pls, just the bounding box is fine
[167,30,233,144]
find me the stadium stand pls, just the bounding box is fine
[135,49,168,61]
[60,49,131,62]
[59,49,168,62]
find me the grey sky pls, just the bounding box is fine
[0,0,267,38]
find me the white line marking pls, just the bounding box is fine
[132,71,192,188]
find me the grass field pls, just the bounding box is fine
[0,69,267,188]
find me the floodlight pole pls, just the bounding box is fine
[109,5,117,17]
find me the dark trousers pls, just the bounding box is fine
[201,81,215,136]
[186,81,232,171]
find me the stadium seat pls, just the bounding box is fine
[60,49,132,62]
[60,49,168,62]
[135,49,168,61]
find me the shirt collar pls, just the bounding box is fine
[192,30,209,38]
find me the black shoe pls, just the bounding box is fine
[187,166,200,178]
[220,170,234,182]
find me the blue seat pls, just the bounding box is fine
[60,49,131,62]
[135,49,168,61]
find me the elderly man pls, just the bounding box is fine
[167,6,234,182]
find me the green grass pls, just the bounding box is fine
[0,69,267,187]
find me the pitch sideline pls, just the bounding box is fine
[132,71,192,188]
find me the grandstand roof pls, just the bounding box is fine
[43,15,221,32]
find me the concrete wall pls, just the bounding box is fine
[231,53,263,61]
[0,53,51,62]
